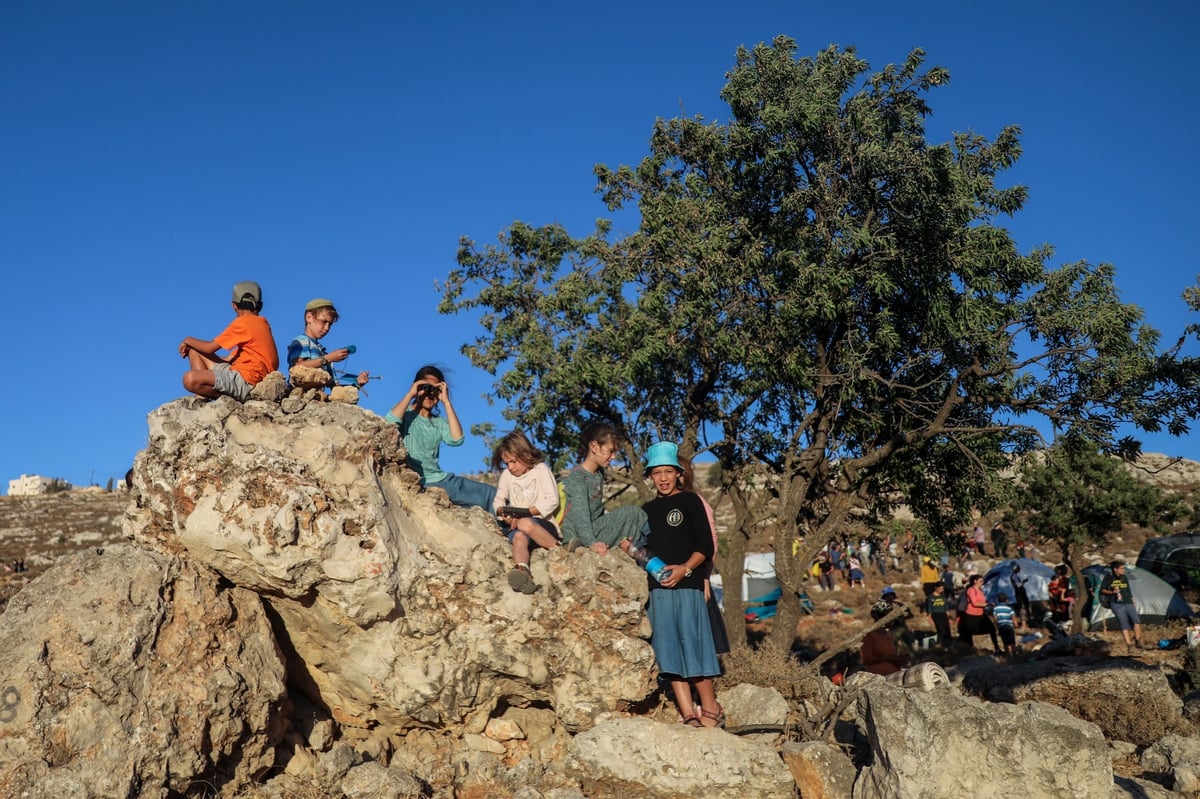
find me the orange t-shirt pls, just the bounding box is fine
[214,314,278,385]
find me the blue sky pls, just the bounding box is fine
[2,1,1197,491]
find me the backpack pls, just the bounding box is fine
[551,482,569,527]
[956,590,970,612]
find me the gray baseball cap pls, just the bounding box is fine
[232,281,262,306]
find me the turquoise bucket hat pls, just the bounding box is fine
[645,441,682,471]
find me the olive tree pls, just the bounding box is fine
[442,37,1190,653]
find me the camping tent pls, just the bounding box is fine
[982,558,1054,604]
[1081,564,1193,629]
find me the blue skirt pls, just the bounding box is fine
[647,588,721,679]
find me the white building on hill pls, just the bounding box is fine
[7,474,57,496]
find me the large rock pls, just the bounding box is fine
[566,716,795,799]
[852,681,1112,799]
[124,397,656,734]
[961,656,1185,746]
[0,546,286,797]
[781,740,856,799]
[1143,735,1200,795]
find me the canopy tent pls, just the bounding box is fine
[1081,563,1193,629]
[1136,533,1200,589]
[981,558,1055,604]
[710,552,811,621]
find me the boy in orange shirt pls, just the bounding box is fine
[179,281,279,401]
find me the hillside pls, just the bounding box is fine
[0,490,128,607]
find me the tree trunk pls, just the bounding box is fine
[768,522,805,657]
[720,474,753,649]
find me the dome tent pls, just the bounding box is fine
[982,558,1055,605]
[1081,563,1193,630]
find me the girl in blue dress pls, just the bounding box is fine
[638,441,723,728]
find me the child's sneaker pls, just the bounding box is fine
[507,566,537,594]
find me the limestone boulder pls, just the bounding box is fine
[566,716,795,799]
[1143,735,1200,795]
[961,656,1185,746]
[781,740,856,799]
[0,546,286,797]
[852,681,1112,799]
[124,398,656,734]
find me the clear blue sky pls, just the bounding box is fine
[2,1,1197,491]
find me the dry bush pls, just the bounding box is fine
[719,643,826,701]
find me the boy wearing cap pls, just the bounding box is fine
[286,299,370,390]
[179,281,279,401]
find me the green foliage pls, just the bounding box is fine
[1011,440,1172,557]
[442,37,1190,651]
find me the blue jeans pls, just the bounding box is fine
[425,474,497,513]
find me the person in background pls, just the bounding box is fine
[1010,563,1031,628]
[1100,561,1144,654]
[492,431,560,595]
[926,581,953,647]
[558,423,646,554]
[1048,564,1076,627]
[179,281,279,401]
[958,574,999,652]
[920,556,941,597]
[973,522,987,557]
[386,365,496,511]
[993,592,1018,656]
[861,600,909,676]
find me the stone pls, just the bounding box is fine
[340,760,427,799]
[124,398,657,735]
[566,716,795,799]
[250,369,288,401]
[851,681,1112,799]
[290,364,333,390]
[1112,775,1184,798]
[781,740,856,799]
[0,546,286,796]
[960,655,1184,746]
[329,385,360,404]
[1143,735,1200,795]
[721,683,790,729]
[486,717,527,741]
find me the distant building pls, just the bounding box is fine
[7,474,58,496]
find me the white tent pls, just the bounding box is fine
[982,558,1054,604]
[1082,564,1193,629]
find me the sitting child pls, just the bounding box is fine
[491,431,561,594]
[287,299,369,398]
[179,281,278,401]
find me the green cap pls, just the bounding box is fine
[305,298,335,312]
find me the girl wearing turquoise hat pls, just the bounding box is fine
[638,440,723,728]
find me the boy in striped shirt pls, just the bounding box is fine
[993,593,1017,656]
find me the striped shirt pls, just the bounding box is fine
[993,603,1016,628]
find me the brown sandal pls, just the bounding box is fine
[681,714,703,728]
[699,704,725,728]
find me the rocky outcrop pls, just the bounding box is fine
[851,681,1113,799]
[124,397,656,736]
[0,545,286,797]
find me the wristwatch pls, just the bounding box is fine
[320,356,328,366]
[684,566,694,578]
